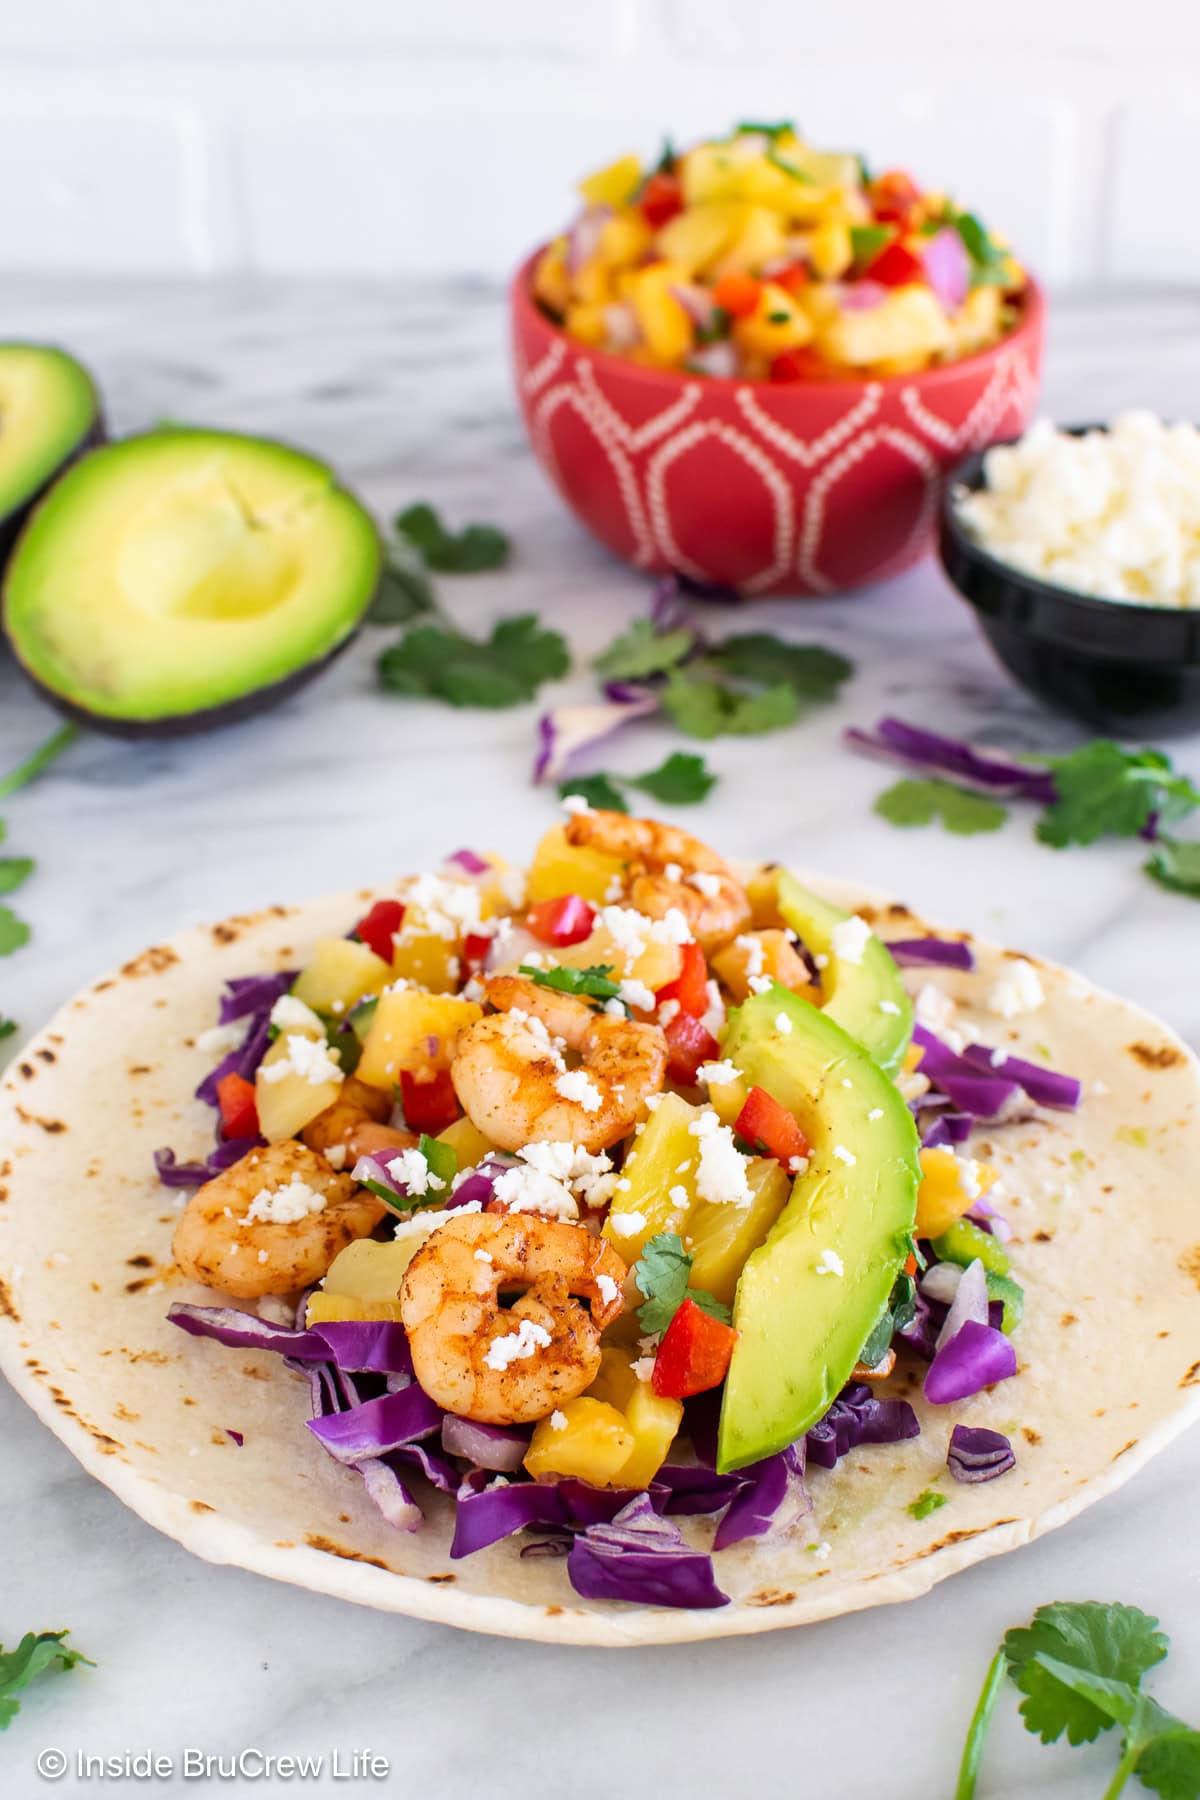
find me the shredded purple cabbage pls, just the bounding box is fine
[805,1383,921,1469]
[450,1478,571,1557]
[532,688,660,785]
[920,1112,975,1148]
[887,937,976,971]
[913,1024,1020,1118]
[307,1386,444,1464]
[567,1493,729,1610]
[168,1303,412,1374]
[355,1456,423,1531]
[153,1138,262,1188]
[712,1443,810,1551]
[961,1043,1082,1111]
[924,1320,1017,1405]
[654,1464,744,1516]
[217,971,297,1025]
[947,1423,1016,1483]
[844,718,1058,802]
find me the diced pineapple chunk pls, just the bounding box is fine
[305,1292,405,1324]
[571,259,616,309]
[808,220,854,279]
[292,936,393,1016]
[255,1035,344,1143]
[604,1091,701,1264]
[616,1380,684,1488]
[657,201,739,275]
[524,1397,634,1486]
[711,204,786,280]
[357,988,481,1092]
[945,285,1002,360]
[686,1156,790,1307]
[597,209,652,268]
[915,1147,998,1240]
[732,282,814,360]
[436,1114,497,1167]
[322,1236,422,1303]
[525,823,625,906]
[746,864,785,928]
[532,239,570,314]
[817,284,952,369]
[588,1344,641,1409]
[579,153,643,208]
[565,303,608,346]
[711,929,812,1004]
[625,262,694,365]
[706,1076,748,1129]
[389,930,461,993]
[555,915,683,995]
[681,142,797,213]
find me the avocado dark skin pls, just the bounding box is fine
[0,413,106,568]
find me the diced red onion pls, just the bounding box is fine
[567,204,612,276]
[444,848,490,877]
[687,341,739,379]
[838,280,888,312]
[669,282,719,333]
[603,302,641,350]
[920,1261,964,1306]
[947,1424,1015,1483]
[922,227,970,310]
[968,1195,1013,1243]
[935,1257,988,1352]
[441,1414,529,1472]
[924,1320,1017,1405]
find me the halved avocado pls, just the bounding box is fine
[2,427,380,736]
[0,344,102,558]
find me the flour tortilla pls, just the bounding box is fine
[1,873,1198,1648]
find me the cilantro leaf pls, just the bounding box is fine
[368,545,436,624]
[1136,1702,1200,1799]
[627,752,718,805]
[1037,742,1200,848]
[0,907,30,957]
[556,774,628,813]
[0,857,34,896]
[875,777,1008,835]
[519,963,624,1005]
[0,1016,15,1042]
[663,673,798,739]
[632,1231,731,1334]
[0,724,78,802]
[379,614,569,708]
[0,1629,93,1730]
[395,502,510,573]
[908,1489,946,1520]
[707,633,853,703]
[1004,1602,1169,1746]
[1145,836,1200,900]
[593,617,696,683]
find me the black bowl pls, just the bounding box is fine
[938,437,1200,738]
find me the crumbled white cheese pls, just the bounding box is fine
[957,412,1200,609]
[775,1011,793,1035]
[517,1141,617,1209]
[609,1210,647,1237]
[697,1059,739,1086]
[990,1047,1009,1068]
[830,915,873,966]
[914,984,957,1033]
[988,959,1044,1019]
[630,1356,656,1383]
[484,1317,552,1371]
[245,1176,327,1226]
[787,1155,810,1174]
[596,1273,619,1306]
[689,1109,752,1207]
[816,1249,845,1277]
[324,1144,348,1170]
[397,871,486,945]
[700,978,726,1039]
[867,1108,884,1122]
[748,975,773,995]
[604,875,625,903]
[561,793,593,815]
[956,1156,984,1201]
[463,977,486,1003]
[879,1000,900,1016]
[257,1248,269,1264]
[832,1144,857,1167]
[259,1032,343,1086]
[384,1146,445,1196]
[550,1409,568,1430]
[392,1199,482,1244]
[735,933,765,976]
[474,1249,494,1264]
[657,997,680,1026]
[619,978,657,1012]
[196,1021,244,1057]
[491,1163,579,1221]
[270,994,326,1036]
[615,1177,632,1192]
[506,1007,567,1071]
[664,861,682,882]
[498,867,527,909]
[668,1184,689,1208]
[687,870,722,899]
[554,1068,602,1112]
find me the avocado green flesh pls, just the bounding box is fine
[0,344,98,522]
[716,984,919,1473]
[3,428,380,723]
[776,870,913,1073]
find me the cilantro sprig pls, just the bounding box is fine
[875,778,1008,836]
[956,1600,1200,1800]
[395,502,510,574]
[0,1629,93,1730]
[0,723,77,1037]
[518,963,624,1006]
[379,614,569,708]
[556,753,718,814]
[593,617,698,684]
[632,1232,730,1335]
[660,634,852,741]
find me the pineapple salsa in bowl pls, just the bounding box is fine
[510,121,1044,595]
[531,123,1027,382]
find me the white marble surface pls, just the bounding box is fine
[0,282,1198,1798]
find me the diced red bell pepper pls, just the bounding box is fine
[903,1250,918,1278]
[769,346,835,382]
[870,169,922,226]
[772,260,810,297]
[461,932,492,980]
[663,1009,720,1086]
[652,1297,739,1399]
[654,941,709,1018]
[354,898,405,964]
[216,1071,258,1140]
[734,1084,811,1167]
[863,238,927,288]
[640,170,685,230]
[399,1068,461,1134]
[712,271,762,319]
[526,893,596,948]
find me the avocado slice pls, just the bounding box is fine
[0,345,102,559]
[776,869,913,1073]
[3,427,380,736]
[717,983,919,1472]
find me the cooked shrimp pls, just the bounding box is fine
[172,1140,386,1300]
[400,1210,627,1423]
[565,809,751,951]
[302,1076,418,1168]
[451,973,666,1154]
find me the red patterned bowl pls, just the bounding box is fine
[510,252,1045,597]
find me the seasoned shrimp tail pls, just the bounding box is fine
[565,809,751,951]
[173,1140,385,1300]
[400,1211,627,1423]
[451,973,666,1153]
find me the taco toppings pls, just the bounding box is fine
[162,810,1076,1610]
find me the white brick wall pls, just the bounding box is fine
[0,1,1193,285]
